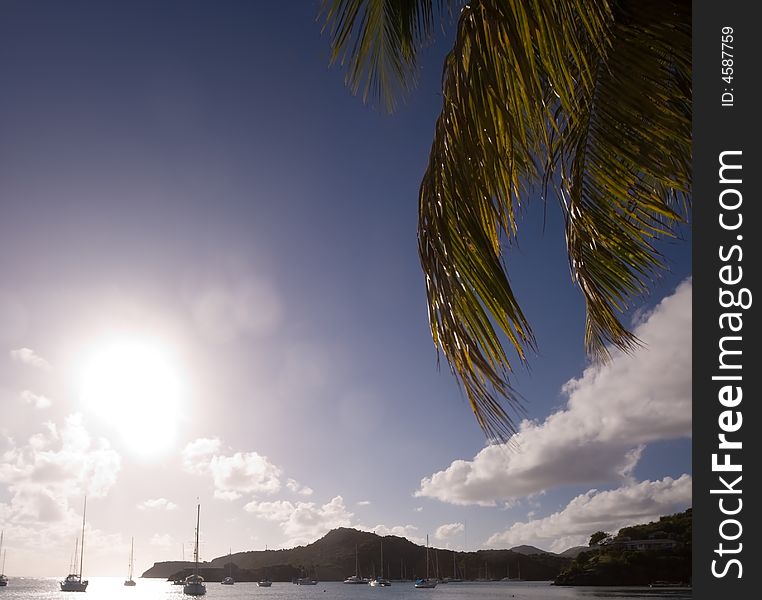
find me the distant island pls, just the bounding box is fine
[554,509,692,586]
[142,510,692,586]
[142,527,569,582]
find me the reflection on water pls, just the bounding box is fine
[0,578,691,600]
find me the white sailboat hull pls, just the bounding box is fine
[60,577,88,592]
[183,581,206,596]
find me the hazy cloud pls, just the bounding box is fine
[150,533,174,547]
[435,522,464,541]
[358,524,423,545]
[191,279,283,344]
[485,475,692,553]
[0,414,121,523]
[138,498,178,511]
[416,280,691,505]
[10,347,51,370]
[244,495,353,546]
[182,438,283,500]
[21,390,52,409]
[286,478,314,496]
[357,500,371,506]
[181,437,222,472]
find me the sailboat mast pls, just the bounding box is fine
[79,497,87,580]
[194,504,200,576]
[72,537,79,574]
[425,535,429,579]
[129,537,134,579]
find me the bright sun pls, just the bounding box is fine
[79,338,183,456]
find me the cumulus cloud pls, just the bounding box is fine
[286,478,313,496]
[138,498,178,511]
[358,524,424,545]
[245,496,353,546]
[181,437,222,472]
[435,522,464,541]
[10,347,51,370]
[21,390,52,409]
[150,533,174,547]
[182,438,283,500]
[416,280,691,505]
[485,475,692,553]
[0,414,121,523]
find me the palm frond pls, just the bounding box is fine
[325,0,692,440]
[419,0,614,439]
[320,0,460,111]
[558,0,691,357]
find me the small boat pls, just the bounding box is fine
[183,504,206,596]
[124,537,137,586]
[221,549,234,584]
[0,531,8,587]
[344,545,368,584]
[368,540,391,586]
[414,535,437,589]
[256,580,272,587]
[296,577,318,585]
[61,498,89,592]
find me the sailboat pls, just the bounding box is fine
[256,565,273,589]
[343,544,368,584]
[442,551,462,583]
[183,504,206,596]
[221,548,234,584]
[414,535,437,588]
[0,531,8,587]
[61,497,89,592]
[124,537,137,586]
[368,539,391,586]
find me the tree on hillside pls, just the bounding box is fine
[589,531,610,547]
[321,0,691,439]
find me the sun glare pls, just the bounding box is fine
[79,338,183,456]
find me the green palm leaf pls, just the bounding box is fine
[322,0,691,440]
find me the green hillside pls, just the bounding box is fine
[554,509,692,586]
[142,527,568,582]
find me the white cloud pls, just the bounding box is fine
[182,438,283,500]
[20,390,52,409]
[416,280,691,505]
[358,524,424,545]
[485,475,691,553]
[10,347,51,370]
[435,522,464,541]
[181,437,221,472]
[414,507,423,512]
[244,496,353,546]
[357,500,371,506]
[0,414,121,524]
[150,533,174,547]
[138,498,178,511]
[286,478,313,496]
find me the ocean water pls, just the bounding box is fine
[0,578,691,600]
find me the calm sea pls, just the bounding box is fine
[0,578,691,600]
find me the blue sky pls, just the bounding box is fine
[0,1,691,576]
